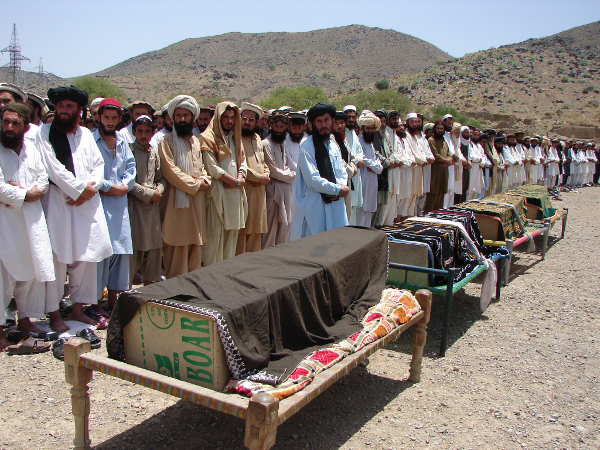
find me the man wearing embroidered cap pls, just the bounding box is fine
[353,112,383,227]
[200,101,248,265]
[94,98,136,313]
[237,102,270,254]
[158,95,210,278]
[37,85,113,332]
[290,103,349,240]
[0,83,27,106]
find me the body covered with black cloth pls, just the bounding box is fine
[108,226,388,386]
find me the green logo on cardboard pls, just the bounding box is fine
[145,304,175,330]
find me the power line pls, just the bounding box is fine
[1,24,30,86]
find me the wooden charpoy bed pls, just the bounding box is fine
[63,227,433,449]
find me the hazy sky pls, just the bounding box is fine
[2,0,599,79]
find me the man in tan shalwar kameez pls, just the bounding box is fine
[158,95,210,278]
[200,102,248,266]
[262,113,295,249]
[236,103,270,254]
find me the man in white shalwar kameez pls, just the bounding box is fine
[0,104,55,344]
[405,113,428,216]
[393,121,416,220]
[343,105,365,224]
[37,86,113,332]
[353,113,383,227]
[290,103,349,240]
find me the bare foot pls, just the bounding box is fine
[17,318,45,334]
[92,303,110,318]
[71,303,98,326]
[48,310,70,333]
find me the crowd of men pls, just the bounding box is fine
[1,80,599,351]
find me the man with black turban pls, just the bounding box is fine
[36,86,113,332]
[290,103,349,240]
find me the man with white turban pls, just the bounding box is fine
[200,101,248,265]
[158,95,210,278]
[353,112,383,227]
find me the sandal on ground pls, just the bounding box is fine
[7,336,51,355]
[77,328,101,349]
[52,337,69,361]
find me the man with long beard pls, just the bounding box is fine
[425,121,452,212]
[201,102,248,265]
[158,95,210,278]
[284,111,306,223]
[404,113,429,216]
[441,114,459,208]
[94,98,136,313]
[392,119,416,222]
[262,113,295,248]
[333,111,357,220]
[353,112,383,227]
[236,102,270,254]
[0,104,55,349]
[290,103,349,240]
[342,105,364,222]
[37,86,113,332]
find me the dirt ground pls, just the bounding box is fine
[1,188,598,450]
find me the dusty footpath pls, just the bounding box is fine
[1,188,599,450]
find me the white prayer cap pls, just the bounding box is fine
[442,113,453,121]
[135,115,153,122]
[167,95,200,121]
[343,104,357,113]
[423,122,435,131]
[0,83,27,102]
[361,109,373,116]
[406,112,418,121]
[240,102,264,119]
[90,97,104,108]
[357,113,381,131]
[460,125,470,134]
[279,105,293,113]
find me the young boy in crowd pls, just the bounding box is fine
[128,115,165,286]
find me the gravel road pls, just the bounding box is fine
[1,188,598,450]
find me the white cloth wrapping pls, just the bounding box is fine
[406,216,497,312]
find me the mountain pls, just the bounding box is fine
[92,25,452,106]
[397,21,600,137]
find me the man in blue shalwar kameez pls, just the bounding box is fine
[290,103,349,240]
[94,98,136,313]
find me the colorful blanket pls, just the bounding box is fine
[225,289,422,400]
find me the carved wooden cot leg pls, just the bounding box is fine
[64,337,93,450]
[244,392,279,450]
[408,289,432,382]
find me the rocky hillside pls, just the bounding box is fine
[394,21,600,138]
[91,25,451,107]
